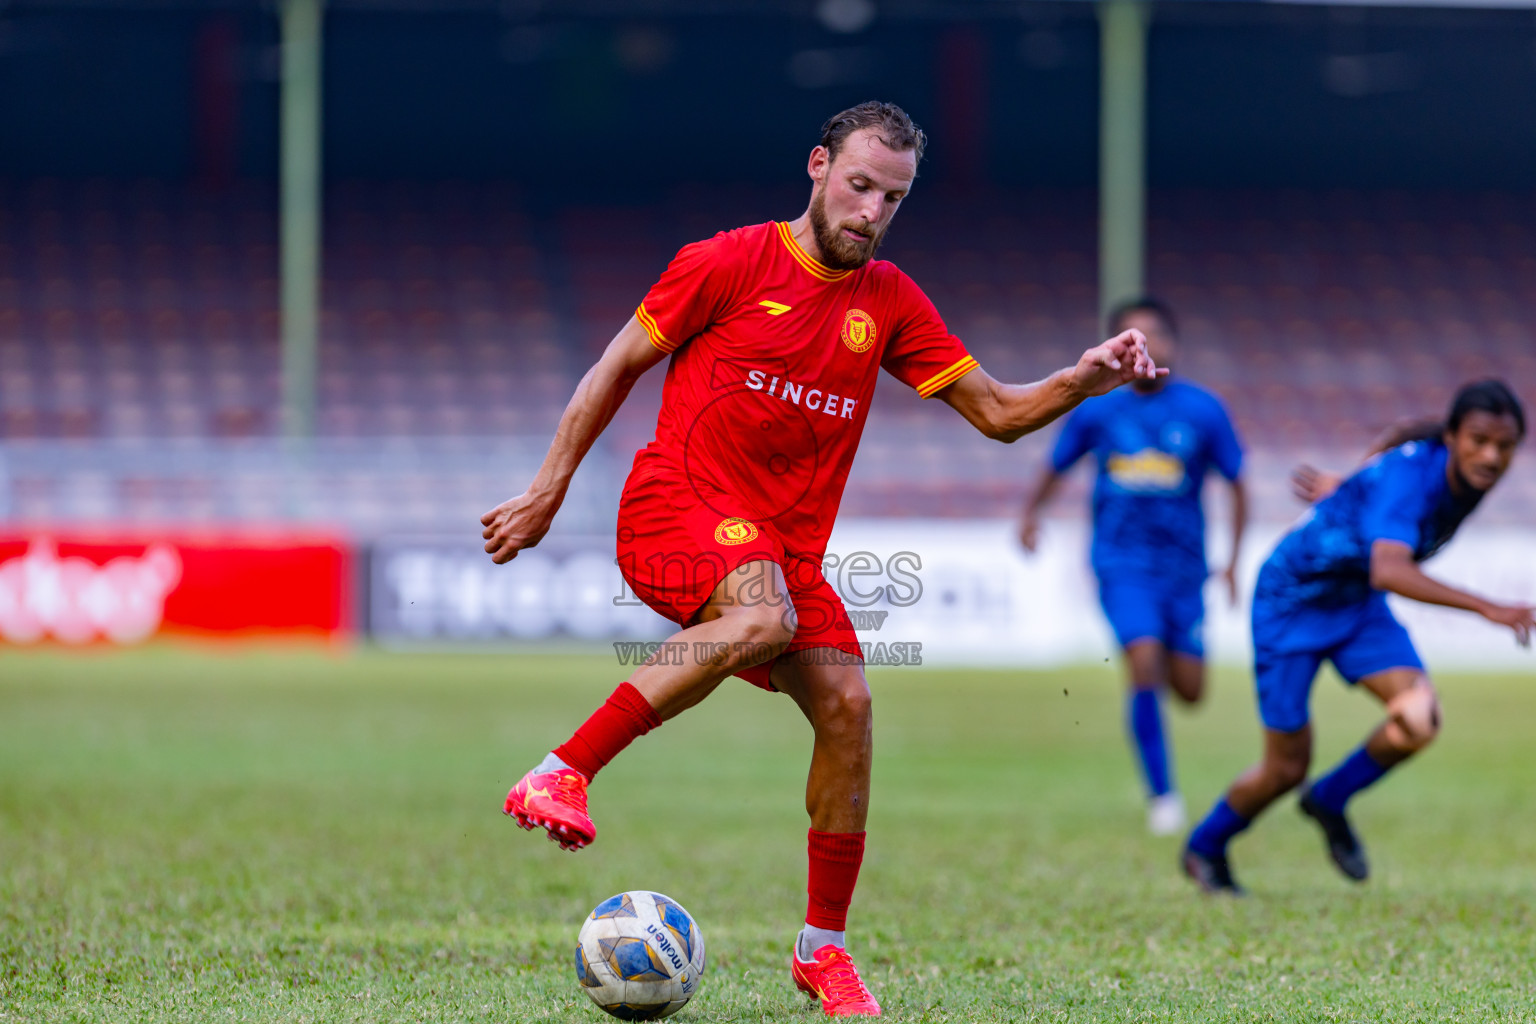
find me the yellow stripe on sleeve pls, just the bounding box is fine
[635,303,675,353]
[915,355,979,398]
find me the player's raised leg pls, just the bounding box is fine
[1300,667,1439,881]
[1166,650,1206,705]
[505,559,795,850]
[774,646,882,1018]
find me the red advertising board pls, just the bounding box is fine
[0,531,353,644]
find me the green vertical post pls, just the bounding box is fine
[1098,0,1148,325]
[281,0,322,439]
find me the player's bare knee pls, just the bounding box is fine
[1167,656,1206,705]
[834,680,872,728]
[1386,683,1441,751]
[1171,678,1206,706]
[816,676,873,739]
[1270,755,1310,793]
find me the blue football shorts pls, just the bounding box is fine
[1252,596,1425,734]
[1097,574,1206,659]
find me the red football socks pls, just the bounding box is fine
[805,828,866,930]
[553,682,663,781]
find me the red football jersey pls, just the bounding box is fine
[631,220,976,559]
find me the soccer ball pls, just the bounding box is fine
[574,890,706,1020]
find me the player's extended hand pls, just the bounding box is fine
[1218,563,1241,607]
[1291,464,1343,505]
[1019,516,1041,553]
[1070,329,1167,398]
[480,489,560,564]
[1481,603,1535,648]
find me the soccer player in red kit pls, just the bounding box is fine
[483,101,1163,1017]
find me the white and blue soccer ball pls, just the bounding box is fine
[574,890,706,1020]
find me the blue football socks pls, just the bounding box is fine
[1187,798,1251,857]
[1128,687,1173,798]
[1308,745,1391,814]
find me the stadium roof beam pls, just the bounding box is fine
[1098,0,1147,323]
[281,0,323,440]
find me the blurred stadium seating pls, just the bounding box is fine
[1,178,1532,531]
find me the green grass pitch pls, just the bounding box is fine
[2,647,1534,1022]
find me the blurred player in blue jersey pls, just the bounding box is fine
[1021,298,1248,835]
[1183,380,1532,894]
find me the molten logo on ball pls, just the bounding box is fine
[575,890,706,1020]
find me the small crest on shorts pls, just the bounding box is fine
[713,517,759,546]
[841,309,877,354]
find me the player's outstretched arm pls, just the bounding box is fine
[480,316,667,564]
[1018,465,1063,552]
[939,329,1164,443]
[1219,476,1249,606]
[1370,540,1534,647]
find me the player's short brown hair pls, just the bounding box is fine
[1107,296,1178,339]
[820,101,927,166]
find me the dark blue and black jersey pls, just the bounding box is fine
[1051,378,1244,587]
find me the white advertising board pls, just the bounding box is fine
[822,518,1536,670]
[370,520,1536,671]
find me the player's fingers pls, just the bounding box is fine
[1103,331,1134,361]
[1106,328,1145,351]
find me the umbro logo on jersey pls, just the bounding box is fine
[759,300,792,316]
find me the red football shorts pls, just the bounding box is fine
[616,459,862,691]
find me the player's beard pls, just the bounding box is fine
[808,186,886,270]
[1132,367,1172,394]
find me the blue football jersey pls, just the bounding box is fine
[1051,379,1244,584]
[1256,439,1481,612]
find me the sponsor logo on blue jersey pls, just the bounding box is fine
[1050,380,1244,586]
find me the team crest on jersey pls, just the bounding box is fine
[713,517,760,546]
[841,309,877,354]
